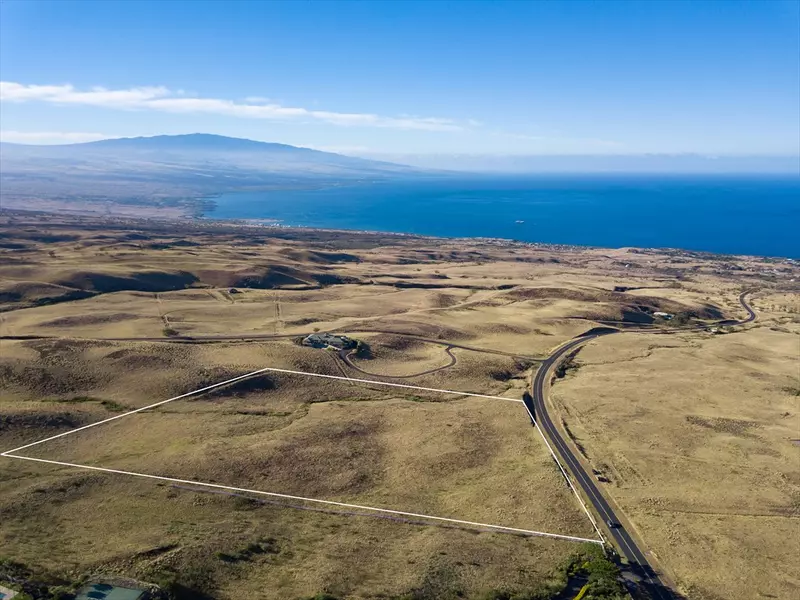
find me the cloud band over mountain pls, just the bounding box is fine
[0,81,464,132]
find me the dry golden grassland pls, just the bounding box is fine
[551,306,800,600]
[0,336,591,599]
[1,343,594,598]
[0,212,797,599]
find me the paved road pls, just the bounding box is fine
[734,290,757,324]
[529,291,757,599]
[531,331,673,599]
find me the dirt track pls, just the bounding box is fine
[338,345,458,379]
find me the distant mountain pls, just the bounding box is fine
[0,134,423,217]
[0,133,417,175]
[81,133,308,152]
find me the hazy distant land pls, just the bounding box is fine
[1,134,798,258]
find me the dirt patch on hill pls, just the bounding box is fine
[229,267,312,288]
[1,473,106,519]
[0,281,96,310]
[55,270,198,293]
[431,293,460,308]
[507,286,724,321]
[0,362,101,397]
[25,338,113,361]
[0,411,89,433]
[505,287,617,303]
[283,317,320,327]
[1,340,133,398]
[476,322,532,336]
[164,366,251,398]
[419,420,496,477]
[196,265,346,289]
[104,346,184,370]
[686,415,761,437]
[277,248,360,264]
[0,281,79,303]
[39,313,141,328]
[0,230,80,244]
[368,335,431,353]
[201,374,277,400]
[347,320,473,342]
[243,416,386,497]
[310,272,361,286]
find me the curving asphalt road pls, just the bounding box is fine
[734,290,757,324]
[528,290,757,600]
[530,331,672,599]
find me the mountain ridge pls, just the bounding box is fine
[4,133,348,157]
[0,133,414,168]
[0,133,424,218]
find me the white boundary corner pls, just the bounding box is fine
[2,366,603,545]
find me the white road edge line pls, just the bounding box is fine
[0,454,602,545]
[521,373,605,542]
[1,366,521,456]
[533,418,605,544]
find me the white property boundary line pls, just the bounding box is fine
[2,455,600,544]
[2,367,278,456]
[1,365,602,545]
[2,367,521,456]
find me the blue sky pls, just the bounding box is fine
[1,0,798,156]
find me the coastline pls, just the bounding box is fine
[2,206,796,263]
[202,175,800,259]
[2,173,798,259]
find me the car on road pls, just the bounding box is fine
[606,519,620,529]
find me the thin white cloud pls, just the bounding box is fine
[0,130,118,144]
[491,129,623,150]
[0,81,465,132]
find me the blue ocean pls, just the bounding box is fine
[207,175,800,258]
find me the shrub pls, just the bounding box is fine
[100,399,127,412]
[354,340,372,359]
[151,567,215,600]
[557,544,625,600]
